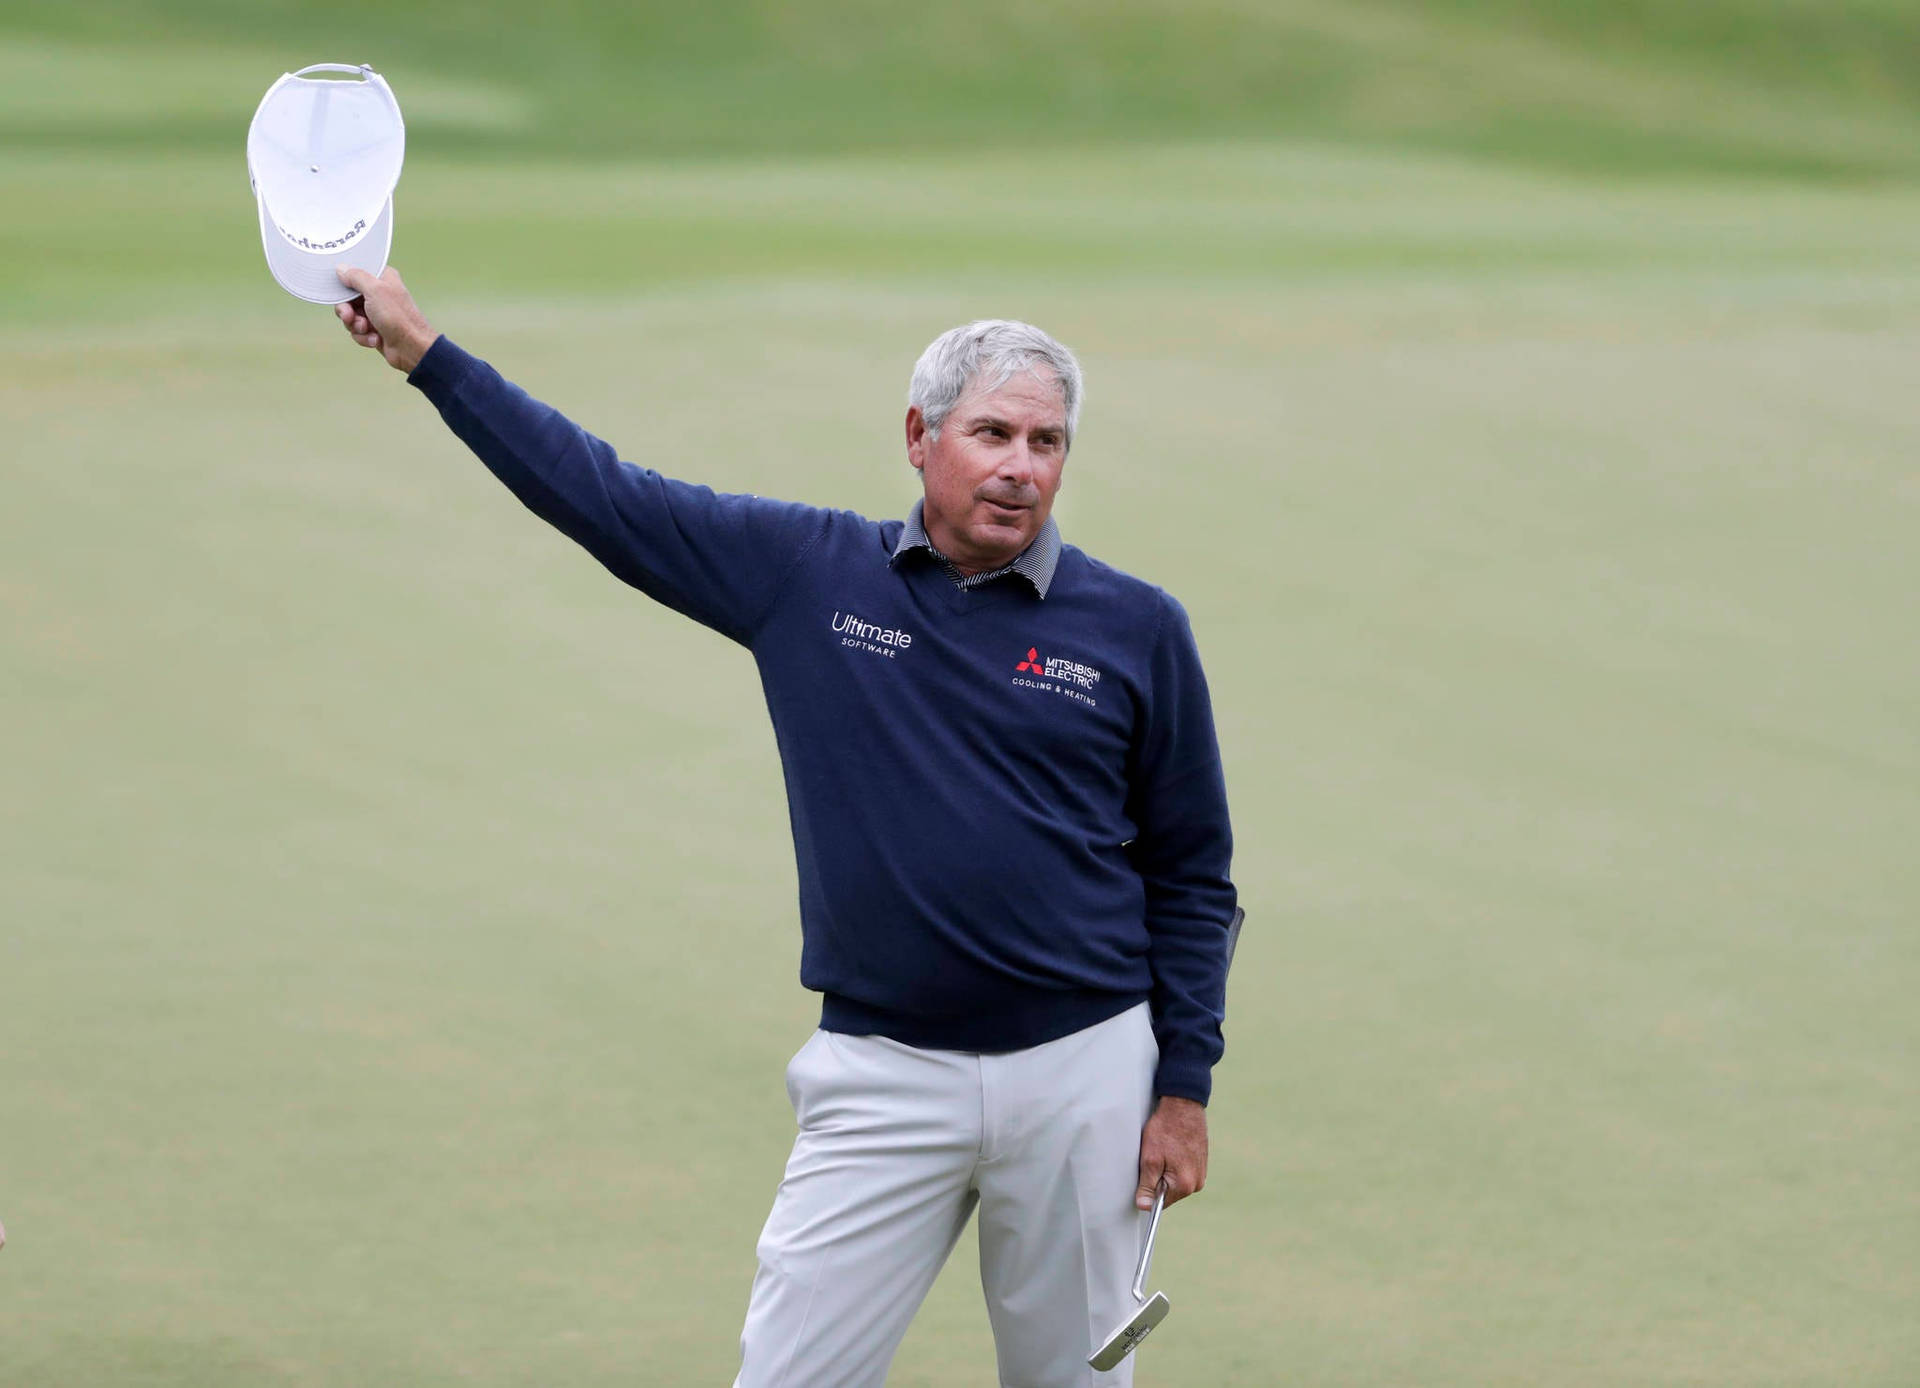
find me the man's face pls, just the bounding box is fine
[905,368,1068,575]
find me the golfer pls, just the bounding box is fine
[335,266,1237,1386]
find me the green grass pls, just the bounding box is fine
[3,0,1919,177]
[5,142,1919,1382]
[4,3,1920,1383]
[10,141,1920,326]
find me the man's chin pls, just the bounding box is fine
[968,516,1033,554]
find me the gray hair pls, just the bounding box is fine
[908,320,1084,449]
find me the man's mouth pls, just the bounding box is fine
[981,498,1031,520]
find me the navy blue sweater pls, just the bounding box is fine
[409,338,1238,1102]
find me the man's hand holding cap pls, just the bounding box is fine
[335,265,439,374]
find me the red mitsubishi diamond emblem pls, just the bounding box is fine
[1015,647,1045,674]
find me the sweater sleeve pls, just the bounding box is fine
[1125,592,1238,1105]
[407,336,826,646]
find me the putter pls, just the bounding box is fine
[1088,1180,1171,1371]
[1086,906,1244,1372]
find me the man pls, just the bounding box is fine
[334,266,1236,1386]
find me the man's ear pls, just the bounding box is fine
[905,406,928,472]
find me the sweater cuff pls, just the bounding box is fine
[1153,1054,1213,1107]
[405,333,477,405]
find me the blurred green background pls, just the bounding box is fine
[3,2,1917,1384]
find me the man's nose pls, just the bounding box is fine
[998,439,1036,482]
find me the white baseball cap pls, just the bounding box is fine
[247,64,405,304]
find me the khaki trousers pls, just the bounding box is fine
[734,1002,1159,1388]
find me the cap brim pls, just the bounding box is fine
[256,193,393,304]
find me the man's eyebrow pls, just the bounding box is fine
[963,412,1065,435]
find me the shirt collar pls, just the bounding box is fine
[891,498,1061,599]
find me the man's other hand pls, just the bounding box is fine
[335,266,438,373]
[1136,1095,1208,1209]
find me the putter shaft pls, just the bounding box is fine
[1132,1181,1166,1302]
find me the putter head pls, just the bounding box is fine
[1087,1290,1171,1371]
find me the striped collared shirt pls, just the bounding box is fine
[889,498,1062,599]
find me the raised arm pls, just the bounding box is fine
[332,267,825,644]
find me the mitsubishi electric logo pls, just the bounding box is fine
[1011,644,1103,706]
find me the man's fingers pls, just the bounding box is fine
[1135,1162,1165,1211]
[1138,1156,1203,1208]
[336,302,379,346]
[328,264,430,371]
[1168,1157,1207,1206]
